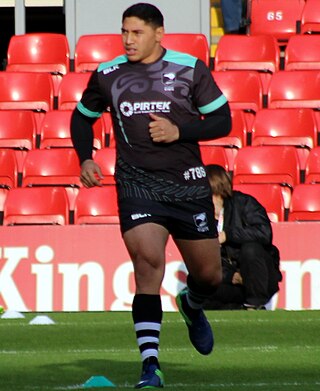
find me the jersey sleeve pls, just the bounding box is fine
[192,60,227,115]
[76,70,107,119]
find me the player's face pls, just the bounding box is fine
[121,16,164,64]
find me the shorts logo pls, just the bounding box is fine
[193,212,209,233]
[120,101,171,117]
[162,72,176,91]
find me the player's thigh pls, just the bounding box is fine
[174,237,222,283]
[123,222,169,267]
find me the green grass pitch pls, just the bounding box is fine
[0,310,319,390]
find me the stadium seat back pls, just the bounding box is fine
[285,35,320,71]
[93,148,116,185]
[301,0,320,34]
[267,70,320,109]
[39,110,105,150]
[0,71,54,112]
[200,146,230,171]
[162,33,210,67]
[74,34,124,72]
[3,186,69,225]
[0,149,19,189]
[214,34,280,74]
[74,185,119,224]
[6,33,70,95]
[247,0,305,42]
[57,72,91,110]
[305,147,320,184]
[251,108,317,169]
[233,183,285,222]
[0,110,37,150]
[212,70,263,113]
[288,184,320,221]
[233,146,300,208]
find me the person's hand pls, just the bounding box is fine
[149,113,179,143]
[218,231,226,244]
[232,272,243,285]
[80,159,104,188]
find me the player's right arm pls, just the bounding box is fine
[71,71,107,188]
[71,108,104,187]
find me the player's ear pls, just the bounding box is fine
[155,26,164,43]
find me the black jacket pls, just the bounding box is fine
[221,190,273,262]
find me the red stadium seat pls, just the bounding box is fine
[74,185,119,224]
[212,70,263,112]
[93,148,116,185]
[267,70,320,109]
[233,146,300,208]
[21,148,82,209]
[0,110,36,150]
[200,146,230,171]
[247,0,305,43]
[39,110,105,150]
[57,72,91,110]
[212,70,264,128]
[301,0,320,34]
[199,109,247,170]
[285,35,320,71]
[305,147,320,184]
[0,71,54,112]
[3,186,70,225]
[214,34,280,92]
[162,33,210,67]
[233,183,285,222]
[0,149,18,189]
[6,33,70,95]
[74,34,124,73]
[251,108,317,169]
[288,184,320,221]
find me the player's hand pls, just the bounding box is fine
[232,272,243,285]
[149,113,179,143]
[80,159,104,188]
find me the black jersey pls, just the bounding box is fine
[77,49,227,202]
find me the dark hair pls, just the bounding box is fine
[206,164,233,198]
[122,3,164,28]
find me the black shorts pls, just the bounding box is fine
[118,196,218,240]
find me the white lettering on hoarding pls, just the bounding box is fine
[58,262,104,311]
[1,244,320,312]
[0,247,29,311]
[281,259,320,310]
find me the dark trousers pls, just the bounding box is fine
[205,242,280,309]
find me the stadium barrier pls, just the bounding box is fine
[0,222,319,312]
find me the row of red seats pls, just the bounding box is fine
[214,34,320,73]
[1,145,320,222]
[247,0,320,42]
[2,177,320,226]
[1,107,317,149]
[1,68,320,117]
[0,107,319,177]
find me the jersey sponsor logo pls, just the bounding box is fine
[162,72,176,91]
[120,101,171,117]
[193,212,209,233]
[131,213,152,220]
[103,65,120,75]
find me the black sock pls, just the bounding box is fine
[132,294,162,363]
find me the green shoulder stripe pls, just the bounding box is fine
[163,49,197,68]
[97,55,128,72]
